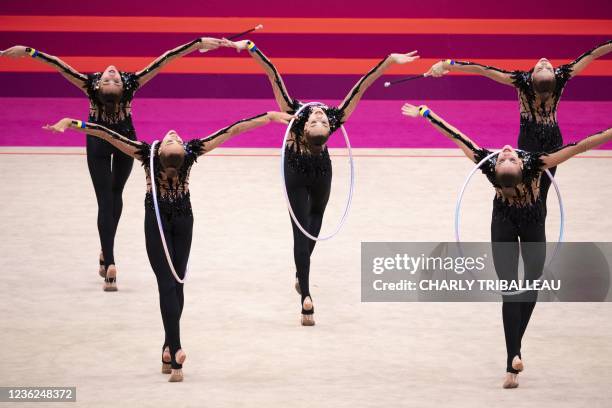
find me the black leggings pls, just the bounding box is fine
[86,134,134,269]
[284,163,332,310]
[144,208,193,369]
[491,213,546,373]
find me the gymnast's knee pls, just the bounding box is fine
[155,277,177,295]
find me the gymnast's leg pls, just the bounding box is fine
[300,170,332,325]
[159,213,192,375]
[109,149,134,245]
[491,212,521,388]
[144,209,188,381]
[284,163,317,325]
[169,214,193,330]
[86,136,119,290]
[516,220,546,368]
[307,169,332,257]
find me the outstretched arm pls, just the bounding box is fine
[338,52,419,122]
[226,40,295,112]
[196,111,294,154]
[542,128,612,169]
[135,37,223,86]
[426,59,515,86]
[563,40,612,78]
[43,118,144,160]
[1,46,87,90]
[401,103,482,162]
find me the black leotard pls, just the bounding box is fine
[248,45,391,313]
[26,40,202,270]
[79,112,265,368]
[453,40,611,209]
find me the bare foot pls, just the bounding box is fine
[99,252,106,278]
[502,372,519,389]
[161,347,171,374]
[168,349,186,382]
[103,265,118,292]
[168,369,183,382]
[301,296,315,326]
[512,355,524,372]
[175,349,187,365]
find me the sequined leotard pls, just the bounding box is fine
[421,110,612,375]
[246,43,392,315]
[74,111,270,370]
[24,39,204,271]
[450,40,611,209]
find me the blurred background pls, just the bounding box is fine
[0,0,610,148]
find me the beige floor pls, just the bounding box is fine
[0,147,611,408]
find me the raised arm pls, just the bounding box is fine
[401,103,482,162]
[1,45,87,89]
[338,52,419,122]
[542,128,612,169]
[43,118,144,160]
[426,59,515,86]
[562,40,612,78]
[135,37,223,86]
[195,111,294,154]
[226,40,295,112]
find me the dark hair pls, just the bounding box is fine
[97,89,122,112]
[290,105,342,141]
[159,150,185,179]
[308,134,328,147]
[87,71,136,114]
[496,170,523,188]
[532,74,556,94]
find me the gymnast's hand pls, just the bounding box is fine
[0,46,28,58]
[198,37,223,51]
[426,61,450,77]
[43,118,73,133]
[223,39,249,52]
[389,51,420,64]
[267,112,295,124]
[401,103,422,118]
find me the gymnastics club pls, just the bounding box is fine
[228,24,264,40]
[199,24,264,53]
[384,73,429,88]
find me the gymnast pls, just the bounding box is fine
[1,38,228,290]
[402,102,611,389]
[42,111,293,382]
[425,40,611,212]
[226,38,419,325]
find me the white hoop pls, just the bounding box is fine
[454,149,565,296]
[281,102,355,241]
[150,140,188,284]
